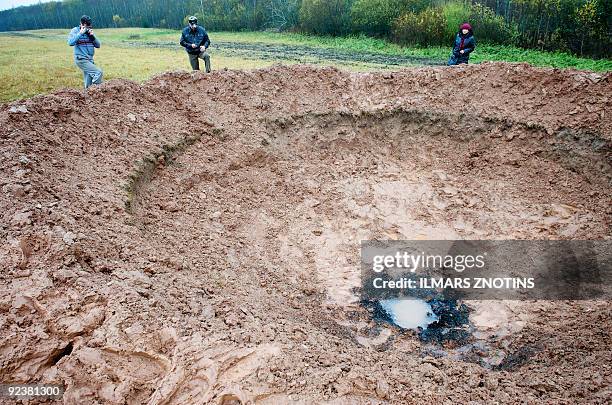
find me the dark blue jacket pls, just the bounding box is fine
[450,32,476,64]
[180,25,210,54]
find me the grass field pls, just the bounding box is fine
[0,29,283,102]
[0,28,610,102]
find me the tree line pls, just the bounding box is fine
[0,0,609,58]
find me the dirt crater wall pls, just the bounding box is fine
[0,63,610,404]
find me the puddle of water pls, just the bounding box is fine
[379,299,438,330]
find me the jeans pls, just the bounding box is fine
[75,58,103,88]
[188,51,211,72]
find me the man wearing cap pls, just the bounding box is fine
[68,15,103,88]
[180,16,211,73]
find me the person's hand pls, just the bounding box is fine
[191,43,197,48]
[87,28,94,36]
[200,46,206,52]
[79,25,87,35]
[460,50,465,54]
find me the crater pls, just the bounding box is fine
[3,65,610,403]
[130,108,609,367]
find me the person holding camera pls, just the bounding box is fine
[68,15,103,88]
[180,16,211,72]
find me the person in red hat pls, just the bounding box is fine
[448,23,476,65]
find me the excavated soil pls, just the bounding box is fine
[1,63,611,404]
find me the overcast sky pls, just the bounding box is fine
[0,0,54,11]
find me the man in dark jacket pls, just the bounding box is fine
[180,16,211,72]
[448,23,476,65]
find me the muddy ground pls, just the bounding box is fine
[125,40,443,67]
[0,63,611,404]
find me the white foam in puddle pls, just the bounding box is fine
[380,299,439,330]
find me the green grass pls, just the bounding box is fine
[7,27,612,69]
[0,27,610,102]
[0,30,284,102]
[209,31,611,71]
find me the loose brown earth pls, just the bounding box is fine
[1,63,610,404]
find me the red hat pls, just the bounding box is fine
[460,23,472,31]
